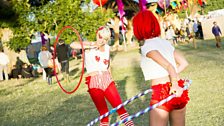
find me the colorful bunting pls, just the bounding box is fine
[116,0,126,33]
[93,0,108,6]
[139,0,147,11]
[158,0,170,10]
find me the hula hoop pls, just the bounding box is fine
[53,26,85,94]
[111,94,176,126]
[111,80,192,126]
[87,80,192,126]
[87,89,153,126]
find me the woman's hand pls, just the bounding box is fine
[169,81,184,97]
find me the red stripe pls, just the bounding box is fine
[120,113,129,119]
[89,71,112,91]
[124,121,134,126]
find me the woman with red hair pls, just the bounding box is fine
[133,10,189,126]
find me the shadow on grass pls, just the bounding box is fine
[130,61,150,125]
[0,89,96,126]
[0,67,149,125]
[0,88,13,96]
[111,59,150,125]
[0,78,37,96]
[36,94,96,126]
[69,67,80,76]
[110,51,118,62]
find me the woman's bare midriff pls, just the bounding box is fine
[86,71,108,76]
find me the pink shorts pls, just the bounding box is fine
[85,71,113,91]
[150,79,190,112]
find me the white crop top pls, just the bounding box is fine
[85,44,110,73]
[140,37,177,80]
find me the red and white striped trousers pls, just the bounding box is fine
[85,71,113,91]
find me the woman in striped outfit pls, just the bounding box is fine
[71,26,134,126]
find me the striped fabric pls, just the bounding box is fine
[88,71,113,91]
[120,113,134,126]
[100,122,109,126]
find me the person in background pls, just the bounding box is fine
[40,31,51,51]
[56,39,70,82]
[15,57,24,78]
[31,64,39,78]
[197,21,203,39]
[174,28,180,42]
[10,65,19,79]
[38,46,53,85]
[212,21,222,48]
[165,26,177,46]
[179,26,186,43]
[0,49,10,81]
[21,63,32,78]
[186,24,193,42]
[193,20,198,38]
[133,10,189,126]
[31,32,42,59]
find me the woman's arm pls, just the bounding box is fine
[146,50,183,96]
[174,50,188,73]
[70,41,96,49]
[218,27,222,35]
[146,50,178,80]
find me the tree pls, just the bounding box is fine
[4,0,114,51]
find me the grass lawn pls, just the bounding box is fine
[0,39,224,126]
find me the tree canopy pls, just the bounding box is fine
[1,0,224,51]
[1,0,114,51]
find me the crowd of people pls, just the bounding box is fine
[164,17,204,46]
[162,12,223,49]
[0,31,78,84]
[0,53,39,81]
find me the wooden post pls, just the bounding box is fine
[112,17,120,51]
[99,0,103,12]
[193,36,197,48]
[164,0,166,15]
[122,32,127,51]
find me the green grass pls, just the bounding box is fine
[0,39,224,126]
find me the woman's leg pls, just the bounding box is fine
[104,82,134,126]
[169,107,186,126]
[47,68,53,84]
[150,83,170,126]
[215,36,221,48]
[217,36,222,48]
[150,108,169,126]
[42,68,47,80]
[89,88,109,126]
[0,65,3,80]
[3,65,8,80]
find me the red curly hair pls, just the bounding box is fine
[133,10,161,41]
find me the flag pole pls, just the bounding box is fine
[164,0,167,15]
[99,0,103,12]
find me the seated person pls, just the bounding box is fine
[31,64,40,77]
[10,65,19,79]
[21,63,32,78]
